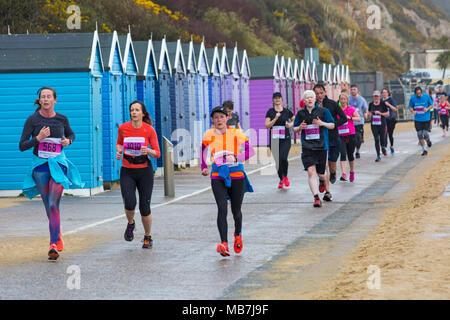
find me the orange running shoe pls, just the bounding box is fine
[278,180,284,189]
[217,242,230,257]
[48,244,59,261]
[234,233,243,254]
[57,233,64,252]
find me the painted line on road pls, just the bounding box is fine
[63,156,300,236]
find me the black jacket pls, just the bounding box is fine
[321,96,348,141]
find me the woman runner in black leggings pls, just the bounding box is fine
[116,101,160,249]
[368,91,389,162]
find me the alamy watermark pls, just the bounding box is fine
[66,5,81,30]
[366,265,381,290]
[66,265,81,290]
[366,4,381,30]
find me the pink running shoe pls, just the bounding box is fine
[349,172,355,182]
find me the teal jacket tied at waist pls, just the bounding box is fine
[23,152,85,199]
[211,162,254,194]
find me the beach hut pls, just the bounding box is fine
[118,33,138,123]
[193,41,210,157]
[326,64,333,98]
[285,57,294,112]
[0,31,104,196]
[299,60,307,100]
[248,55,281,146]
[292,59,302,115]
[134,39,158,172]
[227,45,241,119]
[304,60,313,90]
[220,45,233,104]
[332,65,340,100]
[279,56,288,102]
[238,49,251,130]
[152,39,172,168]
[181,39,198,164]
[98,31,125,185]
[205,46,221,118]
[166,40,188,165]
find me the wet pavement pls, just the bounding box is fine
[0,126,447,299]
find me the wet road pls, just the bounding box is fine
[0,126,447,299]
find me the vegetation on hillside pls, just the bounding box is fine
[1,0,449,79]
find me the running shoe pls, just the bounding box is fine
[278,180,284,189]
[382,147,387,156]
[319,179,326,193]
[330,171,336,184]
[283,176,290,187]
[234,233,243,254]
[124,221,135,241]
[142,235,153,249]
[323,192,333,202]
[421,150,428,156]
[355,152,360,159]
[56,233,64,252]
[313,196,322,207]
[217,242,230,257]
[48,244,59,261]
[349,172,355,182]
[340,173,347,182]
[375,156,381,162]
[390,147,395,155]
[427,140,432,147]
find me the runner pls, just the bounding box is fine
[408,86,434,156]
[116,101,160,249]
[313,83,347,202]
[201,106,255,257]
[337,92,360,182]
[223,100,241,130]
[348,84,369,159]
[368,90,390,162]
[265,92,295,188]
[438,93,449,137]
[435,85,447,127]
[381,88,398,155]
[293,90,335,208]
[19,87,84,261]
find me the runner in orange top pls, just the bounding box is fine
[201,106,255,257]
[116,101,160,249]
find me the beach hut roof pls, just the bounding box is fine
[133,39,159,80]
[193,41,210,76]
[238,49,250,79]
[204,46,220,76]
[98,31,124,73]
[152,39,173,76]
[0,31,104,74]
[180,40,197,74]
[248,55,280,80]
[118,33,139,75]
[166,39,187,76]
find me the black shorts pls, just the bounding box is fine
[414,121,430,132]
[301,149,327,174]
[327,138,341,162]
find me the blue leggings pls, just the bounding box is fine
[32,163,66,245]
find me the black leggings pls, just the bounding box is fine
[120,165,154,216]
[211,178,245,243]
[355,124,364,150]
[270,138,291,180]
[440,114,449,129]
[339,134,356,162]
[385,118,396,147]
[371,124,386,157]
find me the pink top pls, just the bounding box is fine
[337,106,357,136]
[439,102,449,115]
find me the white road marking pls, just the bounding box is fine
[63,156,300,236]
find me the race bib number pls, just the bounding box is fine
[38,138,62,158]
[415,106,425,114]
[272,126,285,139]
[213,150,238,167]
[372,115,381,125]
[338,122,350,135]
[440,108,448,115]
[123,137,146,156]
[305,124,320,140]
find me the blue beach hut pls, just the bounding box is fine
[134,39,158,172]
[166,39,188,165]
[98,31,124,185]
[238,49,250,130]
[181,39,198,164]
[194,41,211,158]
[119,33,138,122]
[152,39,172,168]
[0,31,104,196]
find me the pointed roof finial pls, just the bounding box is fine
[128,25,131,34]
[203,35,205,43]
[7,25,11,35]
[191,34,193,42]
[150,32,153,40]
[26,29,29,35]
[95,21,98,31]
